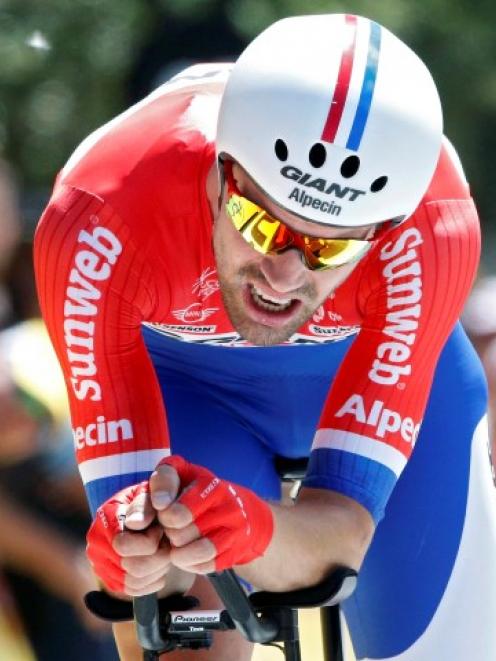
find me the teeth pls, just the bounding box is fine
[252,285,290,305]
[251,286,292,311]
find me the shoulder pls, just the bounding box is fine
[56,63,232,200]
[422,135,470,202]
[358,137,479,296]
[399,135,480,247]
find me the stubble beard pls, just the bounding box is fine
[216,261,322,346]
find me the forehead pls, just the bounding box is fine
[230,162,372,239]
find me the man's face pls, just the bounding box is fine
[212,163,373,346]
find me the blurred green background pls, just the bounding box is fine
[1,0,495,267]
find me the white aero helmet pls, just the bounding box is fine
[216,14,443,228]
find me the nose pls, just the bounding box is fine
[259,249,309,293]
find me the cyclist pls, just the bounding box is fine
[34,13,496,661]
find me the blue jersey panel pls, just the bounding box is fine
[342,323,488,658]
[141,325,355,462]
[304,449,397,522]
[86,472,152,517]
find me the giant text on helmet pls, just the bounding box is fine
[64,224,122,401]
[335,393,421,445]
[281,165,366,217]
[281,166,366,200]
[368,227,423,385]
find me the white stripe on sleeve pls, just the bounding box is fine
[79,449,171,485]
[313,428,407,477]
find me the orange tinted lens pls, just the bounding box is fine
[251,218,294,253]
[304,237,371,269]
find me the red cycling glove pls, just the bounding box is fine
[157,456,274,571]
[86,481,149,593]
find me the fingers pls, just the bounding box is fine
[156,476,218,529]
[124,575,168,597]
[113,524,163,557]
[112,532,172,596]
[150,462,193,529]
[149,462,181,511]
[144,464,209,575]
[124,565,168,592]
[121,544,171,577]
[124,488,155,531]
[157,500,193,529]
[164,521,200,547]
[169,537,216,572]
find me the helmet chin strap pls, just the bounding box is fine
[216,156,227,210]
[206,157,224,214]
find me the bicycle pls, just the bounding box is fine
[132,564,357,660]
[85,457,357,660]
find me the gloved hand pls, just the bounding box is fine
[150,455,274,572]
[86,481,171,595]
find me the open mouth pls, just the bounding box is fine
[242,284,302,328]
[250,285,293,312]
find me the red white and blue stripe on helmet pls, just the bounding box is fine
[321,15,382,151]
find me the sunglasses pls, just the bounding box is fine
[223,161,381,271]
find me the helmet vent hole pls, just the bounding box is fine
[309,143,326,168]
[340,156,360,178]
[274,139,288,161]
[371,176,388,192]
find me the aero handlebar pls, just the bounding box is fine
[132,566,358,659]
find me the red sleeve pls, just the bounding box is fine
[304,142,481,521]
[34,185,171,515]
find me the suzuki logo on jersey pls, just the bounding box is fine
[172,302,218,323]
[73,416,133,449]
[309,324,360,339]
[369,228,423,386]
[63,224,122,402]
[335,394,421,445]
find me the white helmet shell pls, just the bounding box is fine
[216,14,443,227]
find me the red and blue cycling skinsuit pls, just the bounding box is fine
[34,66,496,660]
